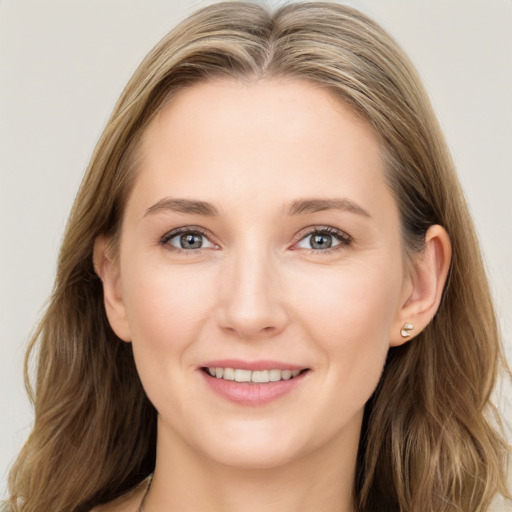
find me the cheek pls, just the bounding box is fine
[293,259,400,337]
[121,261,215,358]
[289,259,402,393]
[120,262,219,417]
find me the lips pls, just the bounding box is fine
[202,359,306,371]
[200,359,310,406]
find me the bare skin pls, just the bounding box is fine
[94,79,451,512]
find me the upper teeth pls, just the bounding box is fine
[207,367,301,383]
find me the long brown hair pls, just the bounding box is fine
[7,2,510,511]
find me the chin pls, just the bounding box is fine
[206,441,305,470]
[191,419,332,470]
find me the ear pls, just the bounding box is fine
[93,236,131,342]
[390,224,451,347]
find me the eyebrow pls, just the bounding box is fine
[144,197,370,218]
[287,198,371,217]
[145,198,219,217]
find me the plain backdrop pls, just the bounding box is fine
[1,0,511,500]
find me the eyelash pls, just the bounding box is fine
[160,225,352,254]
[160,226,214,255]
[293,226,352,254]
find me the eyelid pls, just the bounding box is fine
[291,225,352,251]
[159,224,351,253]
[160,225,218,251]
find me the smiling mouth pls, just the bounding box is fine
[202,367,309,383]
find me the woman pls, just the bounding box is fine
[5,2,510,511]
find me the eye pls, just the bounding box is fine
[161,228,216,251]
[295,227,351,251]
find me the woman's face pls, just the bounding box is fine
[108,79,413,469]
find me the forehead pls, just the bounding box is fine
[130,78,394,219]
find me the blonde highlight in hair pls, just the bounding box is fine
[7,2,510,511]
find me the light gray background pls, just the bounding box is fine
[1,0,511,501]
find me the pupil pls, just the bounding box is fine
[311,234,332,249]
[181,233,202,249]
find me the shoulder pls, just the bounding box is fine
[91,499,135,512]
[90,478,149,512]
[90,494,139,512]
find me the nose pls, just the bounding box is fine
[215,245,289,340]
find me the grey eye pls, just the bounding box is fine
[297,231,342,250]
[177,233,203,249]
[309,233,334,249]
[166,231,215,250]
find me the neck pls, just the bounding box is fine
[144,417,360,512]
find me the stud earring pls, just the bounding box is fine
[400,323,414,338]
